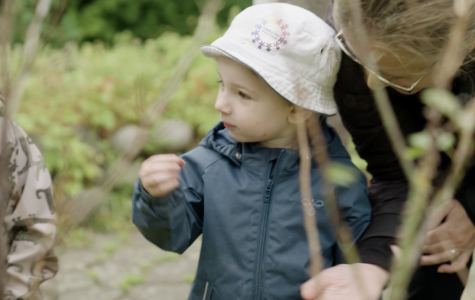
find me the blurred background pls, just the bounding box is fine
[7,1,360,299]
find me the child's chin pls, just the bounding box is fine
[228,132,251,143]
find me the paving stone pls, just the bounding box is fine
[42,230,200,300]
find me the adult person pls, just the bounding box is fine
[0,96,58,299]
[300,1,475,299]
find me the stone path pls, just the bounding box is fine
[42,230,201,300]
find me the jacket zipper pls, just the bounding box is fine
[202,282,209,300]
[254,149,285,300]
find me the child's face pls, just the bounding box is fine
[215,56,297,149]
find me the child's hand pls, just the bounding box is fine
[139,154,186,197]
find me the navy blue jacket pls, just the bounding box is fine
[132,121,371,300]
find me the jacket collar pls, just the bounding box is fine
[199,122,242,166]
[199,120,349,170]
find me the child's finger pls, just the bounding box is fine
[147,178,180,197]
[140,161,183,177]
[145,154,183,164]
[141,168,181,189]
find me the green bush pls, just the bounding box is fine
[15,21,224,199]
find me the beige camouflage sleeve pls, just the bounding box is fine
[0,105,58,300]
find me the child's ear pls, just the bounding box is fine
[288,105,313,125]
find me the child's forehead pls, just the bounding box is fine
[216,55,292,104]
[216,55,259,78]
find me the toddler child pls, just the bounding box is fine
[132,3,370,299]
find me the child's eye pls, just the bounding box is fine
[217,80,223,85]
[238,91,251,100]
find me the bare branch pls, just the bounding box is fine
[0,0,12,99]
[307,115,369,299]
[387,133,439,300]
[0,1,14,297]
[6,0,52,116]
[297,120,323,276]
[345,0,415,181]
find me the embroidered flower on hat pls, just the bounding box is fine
[251,17,290,52]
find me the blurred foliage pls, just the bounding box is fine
[13,0,251,46]
[14,19,224,213]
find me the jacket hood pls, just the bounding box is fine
[198,122,243,166]
[198,120,350,166]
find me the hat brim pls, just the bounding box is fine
[201,43,337,116]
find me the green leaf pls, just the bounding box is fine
[408,131,431,150]
[421,88,461,119]
[404,147,427,160]
[407,129,455,157]
[325,162,359,187]
[436,131,455,151]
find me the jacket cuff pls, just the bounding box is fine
[134,180,168,206]
[455,189,475,226]
[358,237,394,271]
[359,214,401,242]
[356,214,401,270]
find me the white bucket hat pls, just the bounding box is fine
[201,3,341,115]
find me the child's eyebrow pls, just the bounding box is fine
[233,82,259,96]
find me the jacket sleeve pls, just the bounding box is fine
[332,156,371,243]
[454,163,475,223]
[1,119,58,300]
[132,154,205,254]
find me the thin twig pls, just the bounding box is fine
[307,115,369,299]
[297,120,323,276]
[387,132,439,300]
[345,0,415,182]
[6,0,52,116]
[307,116,360,263]
[0,1,17,298]
[0,0,12,99]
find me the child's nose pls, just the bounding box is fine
[215,93,232,114]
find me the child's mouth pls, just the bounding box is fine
[223,122,235,129]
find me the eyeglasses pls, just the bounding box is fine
[335,30,430,92]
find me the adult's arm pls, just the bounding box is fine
[1,117,58,300]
